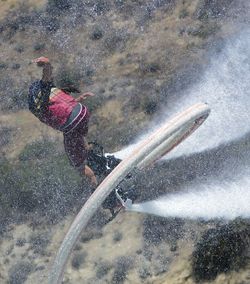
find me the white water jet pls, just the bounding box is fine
[128,175,250,220]
[166,31,250,158]
[120,30,250,221]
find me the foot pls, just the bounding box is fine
[115,188,133,210]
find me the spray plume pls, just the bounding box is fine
[122,30,250,220]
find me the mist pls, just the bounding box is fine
[116,29,250,160]
[122,28,250,221]
[128,172,250,220]
[166,29,250,158]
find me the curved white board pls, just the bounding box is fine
[49,103,210,284]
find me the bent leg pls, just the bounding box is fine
[63,130,97,186]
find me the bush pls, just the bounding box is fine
[103,29,129,54]
[71,251,88,269]
[143,216,184,245]
[11,63,21,70]
[188,23,219,39]
[195,0,234,19]
[113,231,123,243]
[179,8,189,19]
[41,16,60,32]
[0,79,27,111]
[0,125,13,148]
[90,26,104,40]
[0,148,83,222]
[16,238,26,247]
[112,256,134,284]
[85,95,104,112]
[29,231,50,254]
[47,0,72,11]
[8,261,34,284]
[95,260,112,279]
[93,0,111,15]
[0,62,8,69]
[18,139,58,161]
[142,97,158,115]
[33,42,46,51]
[80,229,103,243]
[14,44,24,53]
[9,89,27,110]
[192,220,250,282]
[138,263,152,280]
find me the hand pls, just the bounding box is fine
[32,57,50,67]
[76,92,95,102]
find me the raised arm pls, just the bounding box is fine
[33,57,53,83]
[29,57,53,117]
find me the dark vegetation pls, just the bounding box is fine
[192,219,250,282]
[0,139,87,230]
[95,260,112,279]
[28,231,51,255]
[111,256,134,284]
[0,125,13,148]
[71,251,88,270]
[195,0,234,20]
[8,261,34,284]
[113,230,123,243]
[143,216,184,246]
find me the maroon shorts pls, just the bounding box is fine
[63,107,90,171]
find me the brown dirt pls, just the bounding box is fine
[0,0,46,20]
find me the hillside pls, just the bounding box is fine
[0,1,249,284]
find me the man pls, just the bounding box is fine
[28,57,97,186]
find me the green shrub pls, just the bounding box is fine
[179,8,189,19]
[0,62,8,69]
[33,42,46,51]
[42,16,60,32]
[112,256,134,284]
[90,26,104,40]
[188,23,219,39]
[71,251,88,269]
[142,97,158,115]
[85,95,104,112]
[195,0,234,20]
[8,261,34,284]
[192,219,250,282]
[14,44,24,53]
[143,216,184,245]
[96,260,112,279]
[0,148,83,221]
[29,231,50,254]
[80,229,103,243]
[113,230,123,242]
[47,0,72,11]
[0,126,13,148]
[18,139,58,161]
[103,29,129,54]
[11,63,21,70]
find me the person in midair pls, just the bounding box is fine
[28,56,97,186]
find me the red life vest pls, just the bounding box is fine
[42,88,78,130]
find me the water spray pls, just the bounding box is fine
[125,176,250,220]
